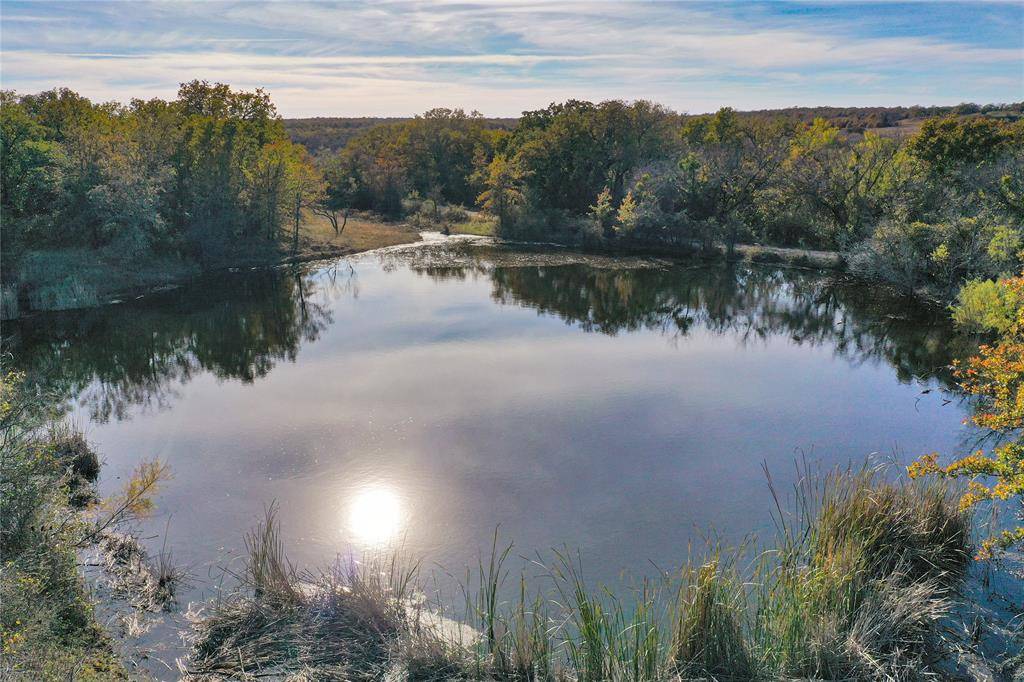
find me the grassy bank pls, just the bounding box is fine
[183,465,986,681]
[4,214,421,319]
[0,371,173,679]
[0,373,124,678]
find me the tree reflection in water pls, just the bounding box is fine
[407,243,975,388]
[6,267,343,422]
[5,243,974,423]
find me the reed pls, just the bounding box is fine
[185,463,975,680]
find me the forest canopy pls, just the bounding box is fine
[2,81,321,264]
[3,83,1022,312]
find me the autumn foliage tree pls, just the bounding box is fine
[476,155,525,233]
[910,271,1024,557]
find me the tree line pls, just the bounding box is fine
[324,97,1022,298]
[1,81,325,269]
[3,83,1022,301]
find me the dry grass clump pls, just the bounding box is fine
[46,422,100,482]
[186,505,419,680]
[99,530,184,612]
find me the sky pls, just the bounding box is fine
[1,1,1022,118]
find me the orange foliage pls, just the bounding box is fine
[910,272,1024,559]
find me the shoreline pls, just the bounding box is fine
[3,217,425,320]
[4,226,856,320]
[7,216,958,324]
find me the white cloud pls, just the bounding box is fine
[1,1,1020,115]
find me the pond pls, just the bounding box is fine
[7,236,980,669]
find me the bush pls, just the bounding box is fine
[443,205,469,223]
[747,248,785,264]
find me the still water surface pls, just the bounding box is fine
[9,237,977,658]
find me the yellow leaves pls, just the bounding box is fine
[0,371,26,416]
[790,117,841,159]
[907,453,939,479]
[2,629,25,655]
[977,528,1024,561]
[958,481,992,511]
[986,225,1024,264]
[944,450,999,477]
[930,243,950,264]
[95,458,171,526]
[911,269,1024,558]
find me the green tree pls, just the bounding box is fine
[784,119,898,247]
[509,99,677,215]
[244,140,323,246]
[678,108,791,252]
[477,155,525,233]
[0,93,65,249]
[315,156,359,236]
[908,116,1015,174]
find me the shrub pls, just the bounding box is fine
[46,423,100,482]
[0,372,125,678]
[912,270,1024,557]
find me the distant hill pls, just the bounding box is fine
[733,103,1024,137]
[284,103,1023,152]
[283,116,518,154]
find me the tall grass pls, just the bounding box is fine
[188,506,420,679]
[185,463,974,680]
[670,557,753,680]
[749,464,972,679]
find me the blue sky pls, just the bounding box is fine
[1,1,1021,117]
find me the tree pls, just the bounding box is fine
[615,190,638,235]
[331,109,502,216]
[908,116,1014,174]
[477,155,525,234]
[509,99,678,215]
[173,80,287,241]
[784,119,898,247]
[910,271,1024,558]
[315,157,359,236]
[678,108,791,252]
[590,186,616,236]
[244,140,323,246]
[285,146,326,250]
[0,93,65,248]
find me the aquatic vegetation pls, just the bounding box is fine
[184,464,973,680]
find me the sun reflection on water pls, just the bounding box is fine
[346,485,404,546]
